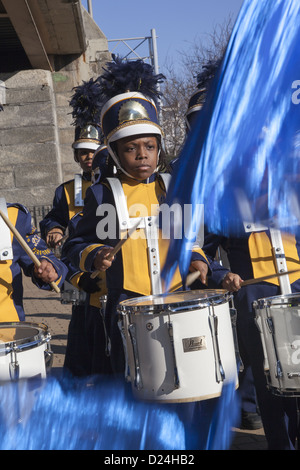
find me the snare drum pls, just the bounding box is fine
[117,290,238,403]
[60,281,86,305]
[254,293,300,397]
[0,322,53,382]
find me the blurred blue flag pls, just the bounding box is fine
[163,0,300,286]
[0,376,238,450]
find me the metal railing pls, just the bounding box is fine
[108,29,159,73]
[28,204,52,231]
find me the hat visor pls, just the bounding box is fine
[72,141,100,150]
[108,123,162,143]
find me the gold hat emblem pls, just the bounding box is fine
[79,124,101,140]
[118,100,150,124]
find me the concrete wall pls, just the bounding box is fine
[0,8,111,208]
[0,69,62,206]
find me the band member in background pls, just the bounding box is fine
[191,60,300,449]
[40,79,110,377]
[183,60,262,431]
[39,79,104,247]
[91,143,109,185]
[0,200,67,322]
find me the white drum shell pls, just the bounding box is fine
[0,322,51,382]
[254,294,300,396]
[118,290,238,403]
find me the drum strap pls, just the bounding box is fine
[74,174,84,206]
[107,175,171,295]
[106,174,171,229]
[269,228,291,295]
[244,221,291,295]
[0,198,13,261]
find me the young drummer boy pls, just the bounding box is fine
[63,58,240,375]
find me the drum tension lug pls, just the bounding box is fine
[167,321,180,390]
[44,348,53,372]
[276,361,283,378]
[128,323,143,390]
[230,308,244,372]
[266,317,283,379]
[208,313,225,383]
[266,317,275,335]
[118,318,131,382]
[288,372,300,378]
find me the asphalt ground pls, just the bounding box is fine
[21,274,267,451]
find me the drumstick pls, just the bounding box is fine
[168,270,201,292]
[0,209,60,294]
[171,268,300,291]
[186,270,201,287]
[241,269,300,286]
[91,220,141,279]
[53,234,68,246]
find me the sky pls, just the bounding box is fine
[81,0,245,75]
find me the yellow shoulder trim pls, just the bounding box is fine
[192,246,208,262]
[80,244,104,272]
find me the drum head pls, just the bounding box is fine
[118,289,229,315]
[0,322,47,348]
[254,293,300,309]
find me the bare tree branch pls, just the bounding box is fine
[161,16,234,160]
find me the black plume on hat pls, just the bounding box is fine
[196,59,221,91]
[97,55,165,106]
[70,78,103,128]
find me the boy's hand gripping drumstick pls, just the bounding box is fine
[91,220,141,279]
[0,209,60,293]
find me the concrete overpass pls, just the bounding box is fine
[0,0,111,208]
[0,0,87,72]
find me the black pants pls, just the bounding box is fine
[64,300,112,377]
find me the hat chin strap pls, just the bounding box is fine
[107,143,161,180]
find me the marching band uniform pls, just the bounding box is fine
[62,211,111,376]
[91,144,109,184]
[40,78,110,377]
[0,201,67,322]
[39,172,92,240]
[183,58,300,447]
[40,78,106,242]
[39,171,98,377]
[64,172,219,372]
[203,227,300,449]
[39,160,100,376]
[63,57,232,377]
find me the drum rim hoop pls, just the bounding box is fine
[254,292,300,308]
[0,321,48,354]
[117,289,231,314]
